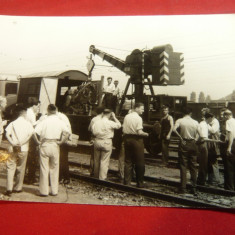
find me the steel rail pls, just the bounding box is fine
[70,170,229,208]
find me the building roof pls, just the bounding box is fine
[22,70,88,81]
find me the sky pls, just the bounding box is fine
[0,14,235,100]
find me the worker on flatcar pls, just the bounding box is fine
[173,107,199,195]
[34,104,69,196]
[122,103,149,188]
[0,96,7,145]
[5,105,34,196]
[102,77,115,110]
[223,109,235,190]
[112,80,121,113]
[91,109,121,180]
[160,105,174,166]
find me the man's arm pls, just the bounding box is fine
[137,129,149,137]
[166,116,174,140]
[173,120,186,145]
[5,132,16,146]
[227,131,233,155]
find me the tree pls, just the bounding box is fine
[198,92,205,103]
[190,92,196,102]
[205,95,211,103]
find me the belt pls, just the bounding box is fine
[182,138,195,141]
[124,134,143,138]
[41,139,59,143]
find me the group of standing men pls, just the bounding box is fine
[89,102,148,188]
[161,105,235,194]
[0,96,72,197]
[102,77,121,113]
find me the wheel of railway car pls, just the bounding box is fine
[144,122,162,155]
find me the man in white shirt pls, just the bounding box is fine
[88,106,104,176]
[34,104,69,196]
[224,109,235,190]
[123,103,149,188]
[57,111,72,185]
[5,105,34,196]
[92,109,121,180]
[173,107,199,195]
[103,77,115,109]
[25,100,41,184]
[112,80,121,113]
[207,115,221,185]
[197,112,221,186]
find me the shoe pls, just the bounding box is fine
[49,193,58,196]
[137,182,148,188]
[190,188,198,196]
[4,191,12,196]
[63,179,70,185]
[13,190,22,193]
[39,194,48,197]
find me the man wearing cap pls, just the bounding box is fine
[123,103,149,188]
[224,109,235,190]
[92,109,121,180]
[5,105,34,196]
[173,107,199,195]
[103,77,115,109]
[34,104,69,196]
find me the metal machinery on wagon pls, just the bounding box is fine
[89,45,186,153]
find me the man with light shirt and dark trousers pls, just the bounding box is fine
[224,109,235,190]
[173,107,199,195]
[123,103,149,188]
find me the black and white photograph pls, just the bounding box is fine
[0,14,235,208]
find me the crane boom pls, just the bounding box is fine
[89,45,130,74]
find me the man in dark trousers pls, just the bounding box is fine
[160,105,174,166]
[173,107,199,195]
[122,102,149,188]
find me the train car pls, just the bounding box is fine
[17,70,102,140]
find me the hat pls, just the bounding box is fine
[224,109,232,115]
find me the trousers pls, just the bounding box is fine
[6,151,28,191]
[161,139,170,164]
[25,138,39,182]
[197,142,208,185]
[226,140,235,190]
[59,144,70,182]
[93,138,112,180]
[39,142,60,195]
[118,141,125,180]
[178,140,197,190]
[124,135,145,186]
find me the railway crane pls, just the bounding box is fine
[89,44,186,122]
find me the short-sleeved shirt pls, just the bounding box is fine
[226,118,235,139]
[174,116,199,140]
[208,118,220,135]
[5,116,34,151]
[198,120,208,138]
[103,83,115,94]
[26,107,37,126]
[88,114,102,132]
[35,114,69,140]
[92,117,121,139]
[123,111,143,135]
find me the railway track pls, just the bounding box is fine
[69,161,235,208]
